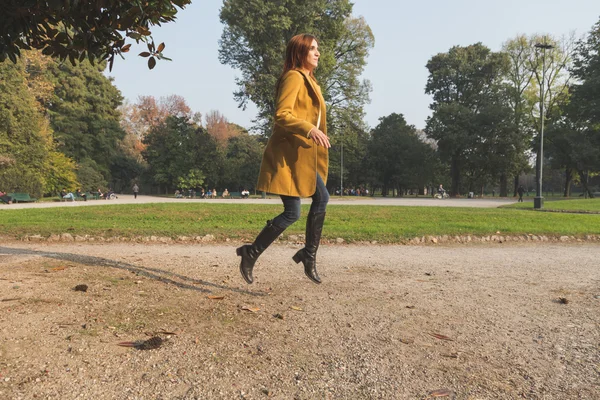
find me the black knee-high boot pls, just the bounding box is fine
[236,220,285,284]
[292,211,325,284]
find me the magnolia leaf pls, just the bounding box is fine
[138,52,151,57]
[121,44,131,52]
[428,332,453,341]
[157,42,165,53]
[148,56,156,69]
[117,341,137,347]
[428,389,454,397]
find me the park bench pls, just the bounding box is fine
[7,193,37,203]
[75,192,95,201]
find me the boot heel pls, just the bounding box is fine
[292,250,303,264]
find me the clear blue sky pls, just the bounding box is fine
[107,0,599,131]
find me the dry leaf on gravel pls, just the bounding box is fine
[117,341,137,348]
[46,266,66,272]
[241,306,260,313]
[138,336,163,350]
[290,306,303,311]
[207,295,225,300]
[156,329,181,335]
[428,332,454,341]
[558,297,569,304]
[428,388,454,397]
[73,284,88,292]
[441,352,458,358]
[399,338,414,344]
[117,336,163,350]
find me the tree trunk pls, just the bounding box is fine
[499,173,508,197]
[450,155,460,197]
[563,167,572,197]
[577,169,594,198]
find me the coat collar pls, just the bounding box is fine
[294,68,323,107]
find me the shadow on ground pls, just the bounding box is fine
[0,246,263,297]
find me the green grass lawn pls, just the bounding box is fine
[503,198,600,212]
[1,203,599,242]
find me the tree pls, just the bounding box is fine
[222,132,263,191]
[425,43,511,196]
[1,1,190,70]
[118,94,199,180]
[205,110,242,146]
[501,35,537,196]
[1,57,49,197]
[177,169,205,191]
[527,34,574,199]
[0,53,78,197]
[45,58,126,189]
[545,19,600,198]
[327,119,370,193]
[219,0,373,136]
[368,113,435,196]
[142,116,223,193]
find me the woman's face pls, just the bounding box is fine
[305,39,320,71]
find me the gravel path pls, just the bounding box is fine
[1,241,598,399]
[0,194,517,210]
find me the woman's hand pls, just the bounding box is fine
[309,127,331,148]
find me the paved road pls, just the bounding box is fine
[0,194,518,210]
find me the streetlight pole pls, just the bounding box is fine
[340,127,344,197]
[534,40,554,209]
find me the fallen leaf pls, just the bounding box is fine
[47,266,66,272]
[290,306,303,311]
[117,341,137,348]
[241,306,260,313]
[156,329,181,335]
[405,305,415,309]
[207,295,225,300]
[428,332,454,341]
[558,297,569,304]
[428,388,454,397]
[441,352,458,358]
[117,336,163,350]
[73,284,88,292]
[273,313,284,320]
[399,338,414,344]
[138,336,163,350]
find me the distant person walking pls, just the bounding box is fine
[517,185,525,202]
[236,33,331,285]
[132,184,139,199]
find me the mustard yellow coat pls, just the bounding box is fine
[256,69,328,197]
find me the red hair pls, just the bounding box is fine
[276,34,319,92]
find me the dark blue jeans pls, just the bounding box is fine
[272,174,329,229]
